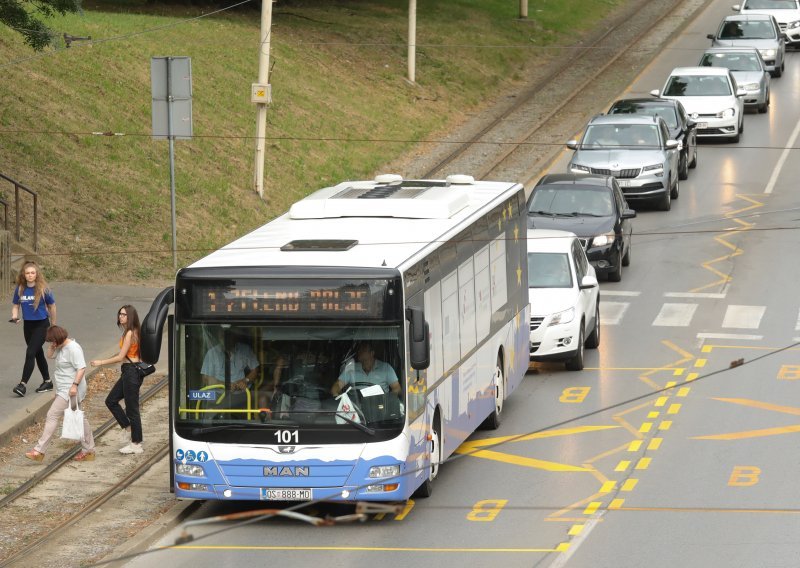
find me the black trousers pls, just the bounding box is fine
[21,319,50,384]
[105,363,144,443]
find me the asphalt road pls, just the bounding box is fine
[121,0,800,566]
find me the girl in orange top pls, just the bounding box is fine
[90,305,145,454]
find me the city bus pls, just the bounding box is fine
[141,174,530,502]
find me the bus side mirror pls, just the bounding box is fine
[406,306,430,370]
[140,286,174,364]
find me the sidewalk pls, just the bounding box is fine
[0,281,169,446]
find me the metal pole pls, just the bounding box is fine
[519,0,528,19]
[253,0,273,199]
[166,58,178,270]
[408,0,417,83]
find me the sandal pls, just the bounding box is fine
[74,451,95,462]
[24,449,44,462]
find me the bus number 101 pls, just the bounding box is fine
[274,430,299,444]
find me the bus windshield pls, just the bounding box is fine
[175,322,405,436]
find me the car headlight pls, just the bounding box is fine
[740,82,760,90]
[592,232,616,247]
[788,20,800,29]
[570,163,591,174]
[718,108,735,119]
[549,307,575,326]
[642,163,664,177]
[759,49,776,58]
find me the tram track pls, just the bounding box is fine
[421,0,711,187]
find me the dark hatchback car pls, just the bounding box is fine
[527,174,636,282]
[606,97,698,180]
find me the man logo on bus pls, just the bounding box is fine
[264,466,309,477]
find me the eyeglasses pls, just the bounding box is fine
[118,313,128,317]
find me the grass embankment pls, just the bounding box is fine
[0,0,626,283]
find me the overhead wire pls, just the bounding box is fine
[87,337,800,567]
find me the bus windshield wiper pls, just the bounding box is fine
[191,423,280,435]
[314,410,376,435]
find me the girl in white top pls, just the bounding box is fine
[24,325,95,462]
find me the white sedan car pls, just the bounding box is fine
[527,229,600,371]
[652,66,746,142]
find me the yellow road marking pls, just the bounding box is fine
[458,449,590,472]
[600,481,615,493]
[584,442,632,465]
[621,479,638,492]
[668,404,681,414]
[694,424,800,440]
[609,499,625,510]
[639,422,652,433]
[456,425,619,451]
[568,524,584,536]
[648,438,662,450]
[658,421,672,430]
[615,460,631,472]
[686,373,699,382]
[627,440,642,452]
[648,411,660,419]
[635,457,651,470]
[694,359,707,368]
[655,397,668,407]
[712,397,800,416]
[677,387,690,397]
[584,502,601,515]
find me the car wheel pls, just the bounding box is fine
[566,326,585,371]
[413,416,441,498]
[732,124,741,143]
[585,303,600,349]
[758,98,768,113]
[671,174,680,200]
[480,355,505,429]
[622,241,631,267]
[608,249,622,282]
[689,144,697,169]
[678,151,689,180]
[658,184,671,212]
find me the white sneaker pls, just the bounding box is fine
[119,442,143,455]
[117,428,131,445]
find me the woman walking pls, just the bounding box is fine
[91,305,144,455]
[25,325,95,462]
[10,261,57,397]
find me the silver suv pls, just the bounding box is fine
[567,115,680,211]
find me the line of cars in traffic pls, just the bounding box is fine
[526,1,796,370]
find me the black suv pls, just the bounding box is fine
[606,97,698,181]
[527,174,636,282]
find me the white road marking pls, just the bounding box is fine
[697,332,763,341]
[664,292,726,299]
[765,115,800,194]
[600,301,629,325]
[653,303,698,327]
[601,290,641,297]
[722,305,765,329]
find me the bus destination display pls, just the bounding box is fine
[192,280,390,319]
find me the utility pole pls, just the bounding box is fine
[408,0,416,83]
[253,0,273,199]
[519,0,528,19]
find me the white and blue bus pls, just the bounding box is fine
[141,174,529,502]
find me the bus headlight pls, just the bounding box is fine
[176,463,205,477]
[369,464,400,478]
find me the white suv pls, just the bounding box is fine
[734,0,800,46]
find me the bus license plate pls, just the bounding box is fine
[261,488,312,501]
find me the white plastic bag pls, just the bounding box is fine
[335,390,360,424]
[61,396,85,441]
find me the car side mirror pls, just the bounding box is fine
[707,33,715,40]
[666,140,679,150]
[687,119,696,128]
[580,275,599,290]
[732,4,740,11]
[621,208,637,219]
[650,89,661,97]
[736,88,747,97]
[567,140,578,150]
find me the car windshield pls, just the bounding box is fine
[581,124,661,149]
[608,103,678,128]
[663,75,732,96]
[744,0,797,8]
[528,252,573,289]
[700,52,762,72]
[529,187,614,217]
[718,20,776,40]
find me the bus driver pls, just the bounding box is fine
[331,342,400,397]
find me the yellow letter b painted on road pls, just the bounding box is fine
[560,387,590,403]
[778,365,800,380]
[467,499,508,521]
[728,466,761,486]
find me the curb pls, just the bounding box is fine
[100,482,201,568]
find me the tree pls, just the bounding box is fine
[0,0,81,50]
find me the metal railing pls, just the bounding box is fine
[0,230,9,301]
[0,172,38,252]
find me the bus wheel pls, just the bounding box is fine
[414,417,441,498]
[481,355,505,430]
